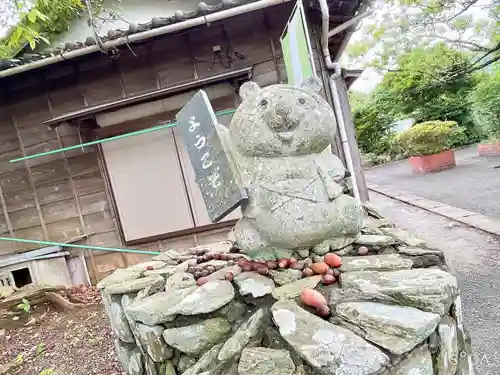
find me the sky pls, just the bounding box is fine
[0,0,31,39]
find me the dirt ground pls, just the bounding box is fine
[0,304,123,375]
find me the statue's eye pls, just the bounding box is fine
[259,99,268,108]
[297,97,307,105]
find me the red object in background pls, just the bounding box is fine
[477,143,500,156]
[409,150,456,174]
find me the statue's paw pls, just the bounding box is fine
[312,236,358,255]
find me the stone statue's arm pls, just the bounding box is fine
[214,122,246,189]
[314,147,346,201]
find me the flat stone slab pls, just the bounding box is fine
[207,265,242,281]
[183,343,223,375]
[105,276,165,295]
[188,242,233,254]
[388,345,434,375]
[164,272,196,292]
[105,294,135,343]
[340,269,459,315]
[272,276,322,300]
[163,318,232,356]
[336,302,440,355]
[126,287,196,325]
[397,247,444,258]
[152,249,183,262]
[271,300,389,375]
[97,268,142,290]
[269,269,303,286]
[127,261,168,271]
[381,227,426,247]
[354,235,396,247]
[339,254,413,272]
[238,347,295,375]
[218,309,265,361]
[174,280,235,315]
[234,272,274,298]
[143,267,181,278]
[115,339,143,375]
[436,316,459,375]
[135,322,173,362]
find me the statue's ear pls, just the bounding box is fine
[300,76,323,94]
[239,81,261,100]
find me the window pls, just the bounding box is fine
[101,83,242,244]
[11,267,32,288]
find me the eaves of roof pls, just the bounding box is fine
[0,0,292,79]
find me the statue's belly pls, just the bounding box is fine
[251,191,362,249]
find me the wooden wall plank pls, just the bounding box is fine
[0,121,20,155]
[35,180,74,205]
[79,191,108,216]
[119,44,159,96]
[18,125,58,148]
[9,207,41,230]
[189,25,230,78]
[12,226,45,252]
[12,106,49,241]
[48,79,85,117]
[83,211,115,234]
[72,171,105,197]
[80,62,124,105]
[30,159,68,186]
[0,169,31,192]
[24,139,65,168]
[0,213,9,235]
[150,34,194,88]
[41,199,79,224]
[0,149,23,174]
[12,96,51,129]
[88,231,121,249]
[66,153,100,177]
[3,188,36,212]
[46,217,83,242]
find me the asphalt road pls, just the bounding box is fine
[365,146,500,218]
[371,191,500,374]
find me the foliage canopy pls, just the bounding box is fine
[0,0,84,58]
[469,67,500,140]
[394,120,467,157]
[349,0,500,76]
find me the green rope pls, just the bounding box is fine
[0,236,161,255]
[10,108,237,163]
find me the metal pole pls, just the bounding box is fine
[0,236,161,255]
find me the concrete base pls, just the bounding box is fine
[409,150,456,174]
[477,143,500,156]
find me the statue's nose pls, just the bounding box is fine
[275,106,291,117]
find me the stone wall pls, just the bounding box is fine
[98,207,474,375]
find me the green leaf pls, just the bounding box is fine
[29,38,37,50]
[28,11,37,23]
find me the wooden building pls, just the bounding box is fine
[0,0,366,284]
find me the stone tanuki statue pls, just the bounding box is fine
[222,77,363,260]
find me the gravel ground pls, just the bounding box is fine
[371,191,500,374]
[365,146,500,218]
[0,304,123,375]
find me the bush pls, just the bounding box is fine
[470,69,500,141]
[394,121,466,157]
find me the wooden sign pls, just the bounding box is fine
[176,90,247,222]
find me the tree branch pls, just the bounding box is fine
[426,34,490,52]
[447,0,480,22]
